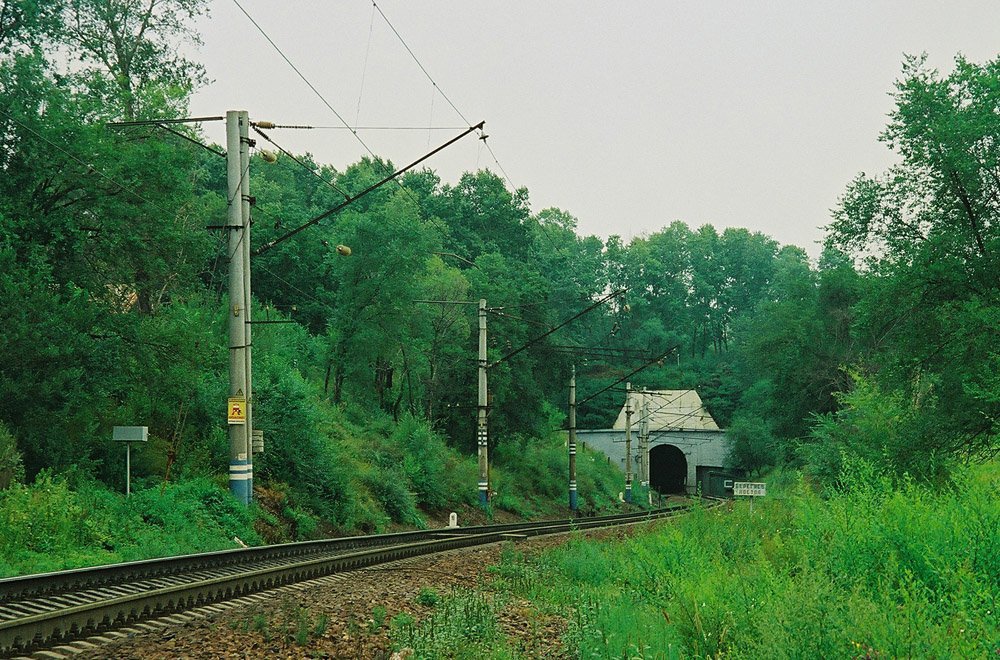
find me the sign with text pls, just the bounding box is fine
[733,481,766,497]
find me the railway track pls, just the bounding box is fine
[0,503,700,657]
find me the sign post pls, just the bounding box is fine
[112,426,148,497]
[733,481,766,513]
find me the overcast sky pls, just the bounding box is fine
[189,1,999,257]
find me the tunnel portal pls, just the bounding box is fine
[649,444,687,494]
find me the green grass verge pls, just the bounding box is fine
[472,462,999,658]
[0,472,262,577]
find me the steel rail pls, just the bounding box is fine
[0,505,687,602]
[0,503,703,655]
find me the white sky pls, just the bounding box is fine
[189,1,1000,256]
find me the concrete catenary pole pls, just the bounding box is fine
[238,110,254,502]
[568,364,577,511]
[226,110,250,504]
[477,299,489,507]
[625,382,633,504]
[640,394,650,503]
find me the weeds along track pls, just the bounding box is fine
[0,503,700,656]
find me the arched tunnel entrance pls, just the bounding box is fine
[649,444,688,494]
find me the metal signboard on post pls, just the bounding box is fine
[112,426,148,497]
[733,481,766,513]
[228,396,246,425]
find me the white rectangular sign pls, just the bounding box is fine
[733,481,766,497]
[112,426,148,442]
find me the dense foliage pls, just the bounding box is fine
[1,0,997,583]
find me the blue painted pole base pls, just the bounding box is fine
[569,490,578,511]
[625,486,632,504]
[229,459,251,504]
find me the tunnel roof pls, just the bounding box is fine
[611,389,720,432]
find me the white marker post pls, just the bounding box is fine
[733,481,766,514]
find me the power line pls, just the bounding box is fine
[489,289,626,368]
[254,122,485,256]
[370,1,517,191]
[0,109,183,223]
[577,343,682,408]
[250,124,350,200]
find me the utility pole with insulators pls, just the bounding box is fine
[568,364,577,512]
[477,299,489,507]
[226,110,252,505]
[624,382,633,504]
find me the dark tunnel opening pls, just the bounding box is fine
[649,444,687,494]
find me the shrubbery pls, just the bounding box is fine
[490,431,625,517]
[484,462,999,658]
[0,474,261,577]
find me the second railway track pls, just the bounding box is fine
[0,502,704,657]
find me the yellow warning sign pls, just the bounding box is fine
[228,396,246,425]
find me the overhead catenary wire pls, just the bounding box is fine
[264,125,468,131]
[625,390,698,429]
[107,116,228,159]
[153,123,226,158]
[231,0,416,200]
[355,1,377,129]
[370,1,517,191]
[233,0,574,272]
[254,121,484,256]
[246,141,462,249]
[251,124,350,200]
[107,116,225,126]
[549,345,654,361]
[489,289,626,368]
[486,309,551,329]
[576,343,682,408]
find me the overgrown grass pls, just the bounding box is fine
[391,588,517,659]
[484,462,999,658]
[0,473,262,577]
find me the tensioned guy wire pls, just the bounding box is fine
[355,1,377,130]
[231,0,390,167]
[251,124,351,200]
[370,1,517,190]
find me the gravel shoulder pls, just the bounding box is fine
[72,524,646,659]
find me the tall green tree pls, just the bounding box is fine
[826,53,1000,466]
[62,0,209,119]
